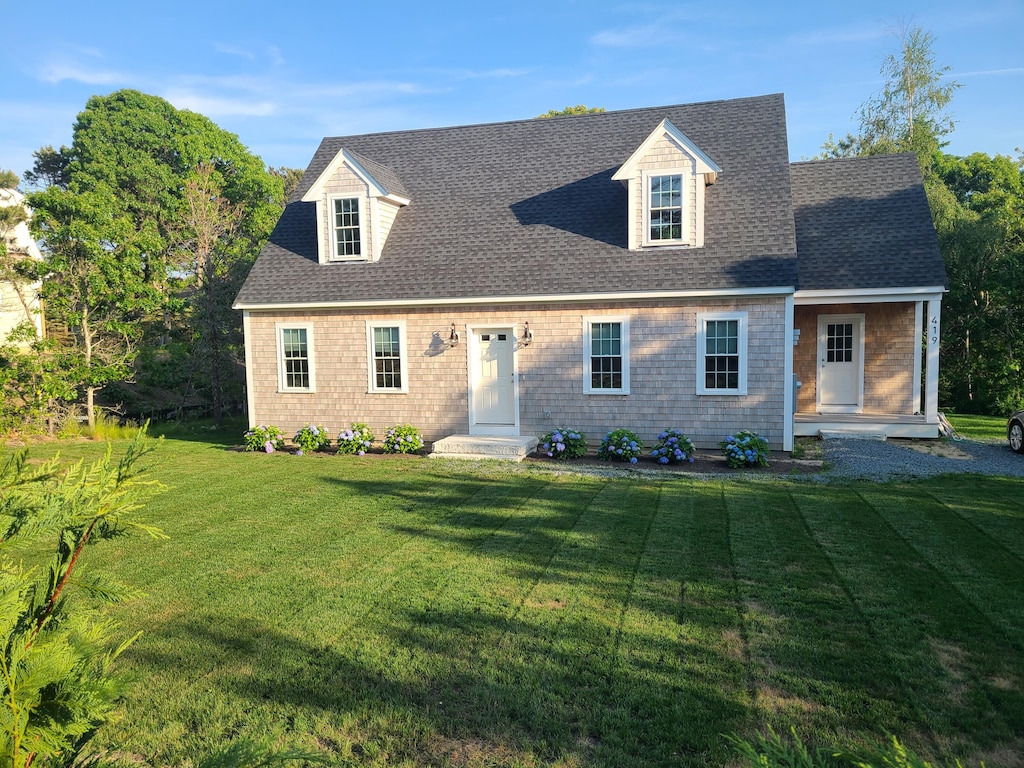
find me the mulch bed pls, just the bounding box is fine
[522,451,823,475]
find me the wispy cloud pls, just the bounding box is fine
[785,24,888,47]
[162,90,277,117]
[37,61,130,86]
[591,23,677,47]
[953,67,1024,78]
[214,42,255,60]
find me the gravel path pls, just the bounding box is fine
[821,437,1024,481]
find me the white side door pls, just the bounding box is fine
[817,314,865,413]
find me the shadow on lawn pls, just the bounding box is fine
[127,608,750,767]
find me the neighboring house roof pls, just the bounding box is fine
[791,154,947,291]
[236,93,799,308]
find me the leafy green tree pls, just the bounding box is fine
[0,432,165,767]
[27,90,283,426]
[537,105,605,118]
[269,166,304,201]
[934,151,1024,412]
[821,24,959,176]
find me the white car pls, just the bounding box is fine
[1009,411,1024,454]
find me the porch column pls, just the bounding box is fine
[925,299,940,423]
[913,301,923,414]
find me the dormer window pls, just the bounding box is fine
[613,119,720,251]
[302,149,411,265]
[333,197,362,258]
[647,173,683,243]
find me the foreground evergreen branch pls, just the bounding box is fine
[0,430,165,768]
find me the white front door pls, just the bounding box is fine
[469,327,518,435]
[817,314,864,413]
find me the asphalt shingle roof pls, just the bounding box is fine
[791,154,947,291]
[236,93,799,307]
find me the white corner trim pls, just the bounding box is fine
[783,295,794,451]
[242,311,256,427]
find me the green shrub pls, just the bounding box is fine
[538,428,587,460]
[293,424,331,454]
[243,425,286,453]
[337,423,375,455]
[721,430,769,468]
[597,428,643,463]
[383,424,424,454]
[650,428,696,464]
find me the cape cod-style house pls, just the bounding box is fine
[234,93,947,453]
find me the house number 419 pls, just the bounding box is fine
[930,315,939,345]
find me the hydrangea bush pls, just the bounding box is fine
[651,428,696,465]
[383,424,424,454]
[537,428,587,460]
[243,425,286,453]
[337,423,375,455]
[597,429,643,464]
[721,430,770,468]
[293,424,331,454]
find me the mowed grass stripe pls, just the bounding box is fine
[605,479,750,766]
[923,475,1024,562]
[794,483,1024,762]
[725,482,909,744]
[857,482,1024,644]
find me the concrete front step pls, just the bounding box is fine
[819,430,888,441]
[429,435,539,462]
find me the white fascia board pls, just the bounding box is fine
[233,285,795,311]
[300,149,388,202]
[612,119,722,181]
[794,286,946,305]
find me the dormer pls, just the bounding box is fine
[301,149,410,264]
[612,119,721,250]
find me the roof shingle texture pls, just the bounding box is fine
[791,154,947,291]
[236,94,799,307]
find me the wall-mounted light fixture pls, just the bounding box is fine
[447,323,460,348]
[520,321,533,347]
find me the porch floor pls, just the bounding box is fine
[795,412,938,439]
[429,435,539,462]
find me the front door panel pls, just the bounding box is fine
[817,314,864,413]
[471,328,516,431]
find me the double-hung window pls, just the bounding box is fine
[366,321,408,393]
[277,323,315,392]
[332,197,362,259]
[584,316,630,394]
[696,312,747,395]
[646,172,684,244]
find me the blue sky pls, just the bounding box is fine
[4,1,1021,181]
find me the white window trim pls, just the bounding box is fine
[696,311,747,395]
[583,315,630,395]
[641,169,689,247]
[276,322,316,393]
[328,194,369,262]
[365,320,409,394]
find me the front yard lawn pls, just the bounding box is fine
[41,432,1024,767]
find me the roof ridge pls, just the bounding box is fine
[317,93,786,143]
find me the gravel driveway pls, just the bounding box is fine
[821,437,1024,481]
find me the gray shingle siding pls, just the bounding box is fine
[237,93,799,307]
